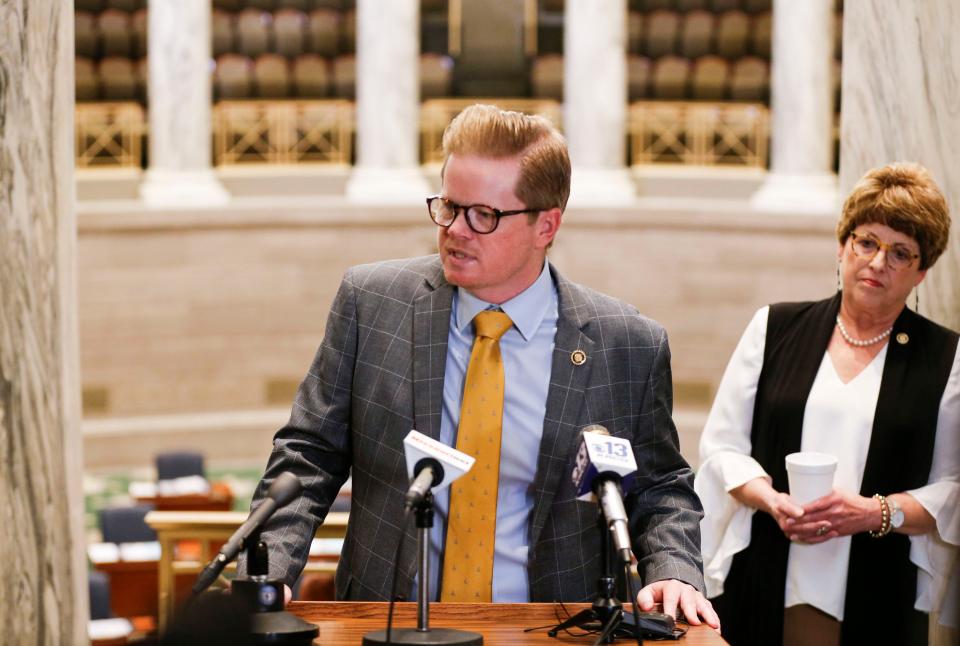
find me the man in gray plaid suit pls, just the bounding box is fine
[246,104,719,628]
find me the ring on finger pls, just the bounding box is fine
[816,525,828,537]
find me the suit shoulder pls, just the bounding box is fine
[343,255,443,298]
[562,278,666,343]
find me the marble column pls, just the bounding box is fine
[0,1,87,642]
[140,0,229,207]
[345,0,429,203]
[841,1,960,333]
[564,0,635,205]
[751,0,837,214]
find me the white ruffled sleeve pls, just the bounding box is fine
[695,306,770,598]
[907,344,960,627]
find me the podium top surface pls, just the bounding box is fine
[287,602,728,645]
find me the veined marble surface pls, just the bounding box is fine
[354,0,421,168]
[147,0,215,172]
[840,0,960,330]
[769,0,835,175]
[0,0,86,642]
[564,0,627,170]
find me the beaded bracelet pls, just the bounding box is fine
[868,493,892,538]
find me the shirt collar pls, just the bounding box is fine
[454,260,554,342]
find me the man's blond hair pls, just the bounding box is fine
[441,104,571,215]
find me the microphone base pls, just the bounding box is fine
[250,610,320,645]
[363,627,483,646]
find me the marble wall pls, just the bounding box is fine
[0,0,86,643]
[840,0,960,331]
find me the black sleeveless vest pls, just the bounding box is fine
[713,293,958,646]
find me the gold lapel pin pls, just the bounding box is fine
[571,349,587,366]
[896,332,909,345]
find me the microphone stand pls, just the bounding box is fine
[363,492,482,646]
[230,529,319,645]
[545,508,639,645]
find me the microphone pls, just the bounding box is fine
[571,424,638,564]
[402,430,475,509]
[405,458,444,509]
[192,471,302,595]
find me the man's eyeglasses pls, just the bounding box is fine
[427,196,546,234]
[849,231,920,271]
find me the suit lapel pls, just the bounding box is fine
[413,260,453,442]
[529,269,594,550]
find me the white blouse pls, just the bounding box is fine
[696,306,960,626]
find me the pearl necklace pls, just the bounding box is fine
[835,316,893,347]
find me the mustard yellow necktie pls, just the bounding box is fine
[441,310,513,602]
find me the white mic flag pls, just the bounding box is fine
[403,430,475,492]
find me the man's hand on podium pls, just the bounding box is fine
[636,579,720,632]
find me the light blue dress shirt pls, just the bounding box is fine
[421,260,558,602]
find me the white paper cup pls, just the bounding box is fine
[785,452,837,504]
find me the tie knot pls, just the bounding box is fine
[473,310,513,341]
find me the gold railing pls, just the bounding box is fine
[629,101,769,167]
[75,102,145,169]
[213,100,354,165]
[74,100,768,170]
[420,98,562,164]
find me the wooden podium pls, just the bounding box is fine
[287,602,729,645]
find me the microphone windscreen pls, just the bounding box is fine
[267,472,302,507]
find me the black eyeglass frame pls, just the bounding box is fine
[849,231,921,271]
[426,196,548,234]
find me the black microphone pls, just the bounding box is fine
[571,424,637,564]
[192,471,302,595]
[404,458,445,509]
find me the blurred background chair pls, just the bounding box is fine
[237,8,272,58]
[274,8,308,58]
[716,10,750,59]
[215,54,255,99]
[75,11,99,59]
[89,571,113,621]
[340,8,356,54]
[254,53,292,98]
[728,56,768,101]
[332,54,355,99]
[99,504,157,545]
[529,54,563,101]
[292,54,330,97]
[691,55,729,100]
[307,8,340,56]
[212,9,237,58]
[131,8,147,58]
[644,9,680,59]
[652,55,690,100]
[420,53,453,99]
[155,451,205,482]
[627,54,652,101]
[76,57,100,102]
[752,11,772,58]
[680,10,715,59]
[99,9,133,58]
[627,11,643,55]
[99,57,138,101]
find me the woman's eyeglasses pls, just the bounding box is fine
[849,231,920,271]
